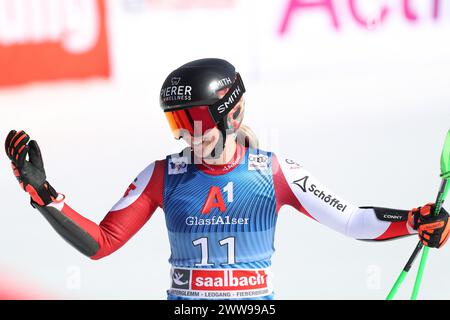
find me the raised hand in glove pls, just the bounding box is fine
[5,130,59,206]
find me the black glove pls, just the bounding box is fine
[408,203,450,248]
[5,130,58,206]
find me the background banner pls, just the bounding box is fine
[0,0,109,87]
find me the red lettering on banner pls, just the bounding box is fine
[0,0,110,87]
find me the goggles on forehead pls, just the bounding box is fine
[164,73,245,139]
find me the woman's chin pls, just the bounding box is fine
[191,143,213,159]
[201,137,217,156]
[200,146,214,159]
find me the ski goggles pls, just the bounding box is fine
[164,105,217,139]
[164,73,245,139]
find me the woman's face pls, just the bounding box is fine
[178,97,245,159]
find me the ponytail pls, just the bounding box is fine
[236,124,259,149]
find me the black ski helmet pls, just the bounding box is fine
[160,58,246,143]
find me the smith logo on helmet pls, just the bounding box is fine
[212,77,233,91]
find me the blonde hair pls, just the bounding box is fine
[236,124,259,149]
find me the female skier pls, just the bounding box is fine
[5,58,449,300]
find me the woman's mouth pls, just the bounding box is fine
[192,135,211,145]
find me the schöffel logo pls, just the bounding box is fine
[168,156,188,175]
[293,176,348,212]
[248,153,269,171]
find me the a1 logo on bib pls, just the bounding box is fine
[168,156,188,175]
[248,153,269,172]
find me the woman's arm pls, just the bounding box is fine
[34,160,165,259]
[5,129,165,259]
[272,153,415,240]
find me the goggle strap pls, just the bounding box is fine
[209,73,246,123]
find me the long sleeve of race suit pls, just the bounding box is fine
[32,160,165,259]
[272,154,416,240]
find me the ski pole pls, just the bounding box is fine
[411,130,450,300]
[386,129,450,300]
[386,241,423,300]
[411,178,449,299]
[388,180,448,300]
